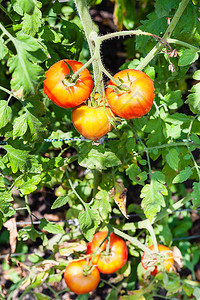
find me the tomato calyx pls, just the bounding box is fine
[62,60,80,89]
[83,263,96,277]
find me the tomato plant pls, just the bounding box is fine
[141,244,174,276]
[44,59,93,108]
[105,69,155,119]
[64,260,100,295]
[71,101,114,141]
[86,231,128,274]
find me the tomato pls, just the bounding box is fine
[105,69,155,119]
[86,231,128,274]
[64,260,100,294]
[44,59,93,108]
[141,244,174,276]
[71,103,114,141]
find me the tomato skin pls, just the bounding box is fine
[141,244,174,276]
[86,231,128,274]
[71,104,114,141]
[64,260,100,295]
[105,69,155,119]
[44,59,93,108]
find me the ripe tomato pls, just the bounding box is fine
[71,103,114,141]
[86,231,128,274]
[44,59,93,108]
[105,69,155,119]
[64,260,100,294]
[141,244,174,276]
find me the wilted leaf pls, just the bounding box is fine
[110,179,128,218]
[4,218,18,253]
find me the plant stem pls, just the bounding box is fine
[113,227,151,254]
[167,38,200,51]
[136,0,190,70]
[138,219,158,252]
[74,0,103,92]
[25,195,34,227]
[0,3,15,23]
[153,194,192,223]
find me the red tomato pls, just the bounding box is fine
[64,260,100,295]
[86,231,128,274]
[141,244,174,276]
[105,69,155,119]
[44,59,93,108]
[71,103,114,141]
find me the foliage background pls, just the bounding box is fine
[0,0,200,299]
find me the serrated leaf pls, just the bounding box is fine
[15,174,41,194]
[0,101,12,129]
[51,195,69,209]
[22,6,42,36]
[78,144,121,170]
[39,218,64,234]
[0,190,13,214]
[14,0,35,14]
[178,49,199,66]
[192,182,200,209]
[186,71,200,114]
[92,190,111,220]
[173,167,193,184]
[2,143,29,173]
[141,179,167,221]
[166,148,180,171]
[78,207,100,241]
[0,38,8,59]
[18,226,48,245]
[8,32,47,98]
[13,114,28,139]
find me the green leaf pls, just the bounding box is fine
[13,114,28,139]
[78,207,100,241]
[15,174,41,194]
[173,167,193,184]
[7,32,47,98]
[0,190,13,214]
[18,226,48,245]
[22,6,42,36]
[14,0,35,14]
[141,177,167,221]
[92,190,112,220]
[192,182,200,209]
[178,49,199,66]
[34,292,52,300]
[165,148,180,171]
[0,101,12,129]
[186,71,200,114]
[2,143,29,173]
[78,144,121,170]
[0,38,8,59]
[39,218,65,234]
[51,195,70,209]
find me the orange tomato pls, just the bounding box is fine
[71,103,114,141]
[86,231,128,274]
[106,69,155,119]
[64,260,100,294]
[44,59,93,108]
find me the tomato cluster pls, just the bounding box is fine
[141,244,174,276]
[44,59,155,141]
[64,231,128,294]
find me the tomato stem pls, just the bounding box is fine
[136,0,190,71]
